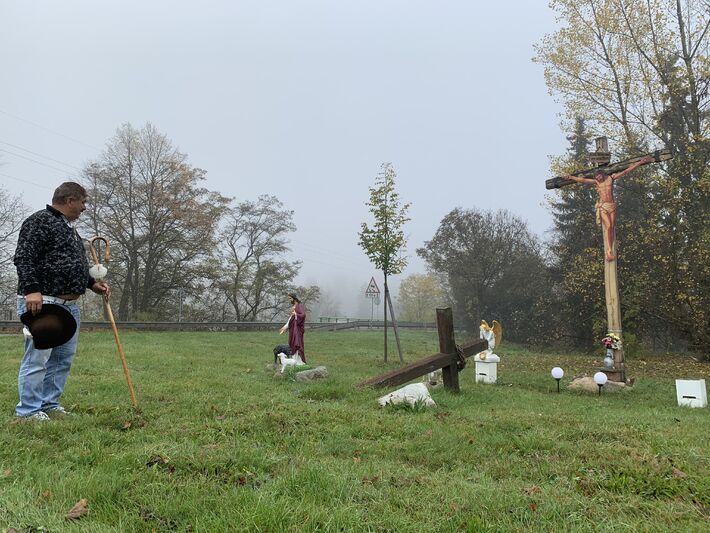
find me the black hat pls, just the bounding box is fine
[20,304,77,349]
[287,292,300,302]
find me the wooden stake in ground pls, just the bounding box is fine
[546,138,672,381]
[88,236,139,410]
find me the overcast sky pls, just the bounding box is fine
[0,0,567,316]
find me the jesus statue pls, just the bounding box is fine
[564,155,654,261]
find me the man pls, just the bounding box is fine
[279,292,306,363]
[13,182,109,420]
[565,155,653,261]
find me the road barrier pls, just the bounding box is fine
[0,319,436,334]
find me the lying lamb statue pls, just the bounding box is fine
[377,383,436,408]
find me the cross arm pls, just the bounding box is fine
[545,148,672,190]
[354,338,487,389]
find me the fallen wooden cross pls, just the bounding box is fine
[355,307,487,392]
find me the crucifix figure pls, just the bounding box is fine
[546,137,672,381]
[564,155,653,261]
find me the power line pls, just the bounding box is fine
[0,140,84,172]
[290,238,364,264]
[0,171,53,191]
[0,109,102,151]
[0,147,79,176]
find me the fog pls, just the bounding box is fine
[0,1,566,317]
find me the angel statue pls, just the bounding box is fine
[478,320,502,362]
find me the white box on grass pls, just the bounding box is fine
[475,360,498,384]
[675,379,707,408]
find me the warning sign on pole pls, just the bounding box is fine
[365,277,380,297]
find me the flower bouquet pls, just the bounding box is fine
[601,333,621,369]
[601,333,621,350]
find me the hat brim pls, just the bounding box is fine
[20,304,77,349]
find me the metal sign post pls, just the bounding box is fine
[365,277,381,329]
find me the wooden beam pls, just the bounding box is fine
[545,149,672,190]
[354,338,487,390]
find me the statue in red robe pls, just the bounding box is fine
[279,292,306,363]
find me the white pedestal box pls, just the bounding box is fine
[675,379,707,408]
[475,355,499,384]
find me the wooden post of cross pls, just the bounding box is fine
[355,307,487,392]
[546,138,672,382]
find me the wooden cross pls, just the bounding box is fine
[546,137,672,382]
[355,307,487,392]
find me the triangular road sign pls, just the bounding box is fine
[365,276,380,296]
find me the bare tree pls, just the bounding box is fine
[0,186,28,318]
[82,123,229,320]
[214,195,302,321]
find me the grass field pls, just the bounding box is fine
[1,329,708,532]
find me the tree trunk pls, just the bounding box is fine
[383,273,388,363]
[386,289,404,363]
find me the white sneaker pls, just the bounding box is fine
[44,406,71,416]
[22,411,50,421]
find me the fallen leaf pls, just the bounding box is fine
[524,486,541,496]
[65,498,89,520]
[671,467,687,479]
[146,455,169,467]
[41,490,51,498]
[2,469,11,477]
[215,415,226,421]
[121,420,132,430]
[353,456,362,463]
[245,368,252,373]
[528,502,537,512]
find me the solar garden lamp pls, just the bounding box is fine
[551,367,564,393]
[593,371,608,396]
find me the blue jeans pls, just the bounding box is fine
[15,296,81,417]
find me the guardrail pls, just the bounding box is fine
[0,320,437,333]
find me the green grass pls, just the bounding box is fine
[1,329,708,532]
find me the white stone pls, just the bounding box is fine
[378,383,436,408]
[295,366,329,382]
[676,379,707,408]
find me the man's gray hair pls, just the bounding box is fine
[52,182,87,205]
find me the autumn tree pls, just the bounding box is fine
[397,273,449,323]
[358,163,410,362]
[82,123,229,320]
[418,208,550,341]
[536,0,710,355]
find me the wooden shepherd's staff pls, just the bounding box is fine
[88,236,139,410]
